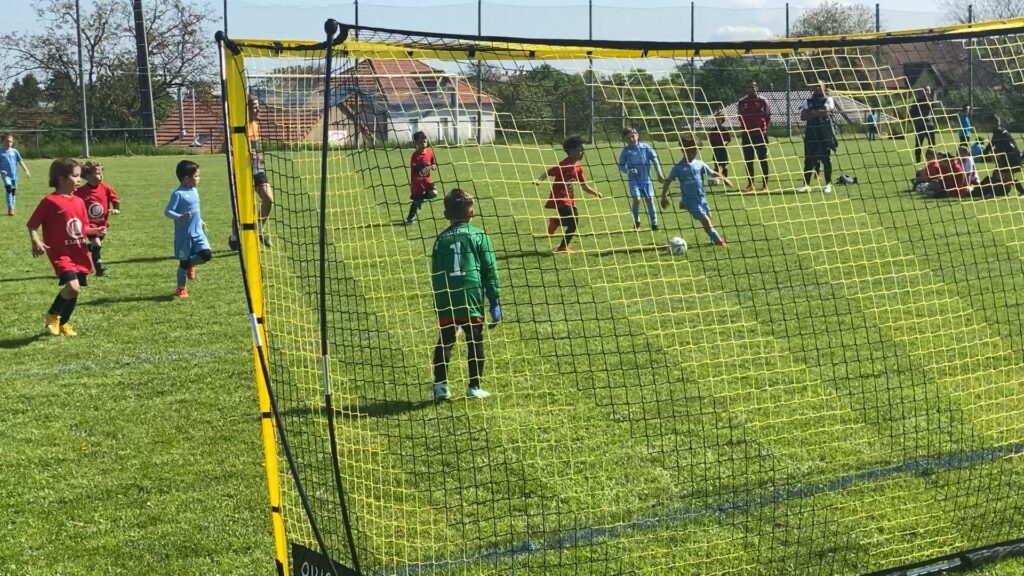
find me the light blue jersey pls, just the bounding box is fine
[668,158,712,220]
[618,142,664,198]
[0,147,23,187]
[164,185,210,261]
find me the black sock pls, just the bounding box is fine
[60,297,78,325]
[48,294,66,316]
[90,245,103,271]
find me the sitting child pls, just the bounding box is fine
[974,167,1015,199]
[959,144,978,185]
[912,147,969,198]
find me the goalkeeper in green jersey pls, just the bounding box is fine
[431,188,501,401]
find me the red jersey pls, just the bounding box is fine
[74,182,120,228]
[709,127,732,148]
[410,148,436,196]
[939,158,969,197]
[26,193,93,276]
[738,95,771,134]
[545,158,585,208]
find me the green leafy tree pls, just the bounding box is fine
[6,73,45,109]
[791,1,874,37]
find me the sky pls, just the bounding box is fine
[6,0,953,45]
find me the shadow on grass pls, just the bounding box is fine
[0,333,45,349]
[281,399,436,420]
[82,293,177,306]
[0,274,56,284]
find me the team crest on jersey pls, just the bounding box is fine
[88,202,104,220]
[66,217,84,240]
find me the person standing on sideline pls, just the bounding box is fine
[797,82,837,194]
[866,110,878,141]
[910,86,937,163]
[737,80,771,192]
[1,133,31,216]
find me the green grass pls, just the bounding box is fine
[3,137,1024,575]
[1,156,272,575]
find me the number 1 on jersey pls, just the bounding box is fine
[450,241,465,277]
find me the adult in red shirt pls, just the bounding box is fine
[73,161,120,276]
[535,135,602,253]
[27,158,104,337]
[737,80,771,192]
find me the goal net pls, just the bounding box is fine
[219,18,1024,576]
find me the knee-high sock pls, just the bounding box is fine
[60,297,78,325]
[48,293,66,316]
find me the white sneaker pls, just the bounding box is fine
[433,383,451,401]
[796,185,812,193]
[823,184,833,194]
[466,387,491,399]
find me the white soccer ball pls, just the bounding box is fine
[708,177,720,186]
[667,236,688,256]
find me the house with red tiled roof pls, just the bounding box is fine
[325,59,498,145]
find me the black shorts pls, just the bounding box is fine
[996,152,1023,169]
[741,131,769,160]
[254,171,268,187]
[4,184,14,194]
[58,272,88,287]
[804,136,833,161]
[713,146,729,165]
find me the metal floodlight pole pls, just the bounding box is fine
[969,4,975,112]
[786,3,791,137]
[223,0,228,35]
[690,2,696,130]
[588,0,594,142]
[75,0,89,157]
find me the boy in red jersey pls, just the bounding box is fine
[534,135,602,253]
[73,161,120,277]
[406,131,438,224]
[27,158,104,337]
[737,80,771,192]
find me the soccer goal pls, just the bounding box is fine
[218,18,1024,576]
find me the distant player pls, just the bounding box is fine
[797,82,837,194]
[660,135,730,246]
[909,86,936,163]
[535,135,602,253]
[737,80,771,192]
[984,115,1024,195]
[958,105,973,144]
[617,127,665,230]
[74,161,120,277]
[1,133,31,216]
[406,131,438,224]
[430,188,501,401]
[708,113,732,182]
[865,110,878,141]
[165,160,212,298]
[229,95,274,250]
[27,158,101,337]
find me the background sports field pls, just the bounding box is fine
[2,141,1024,574]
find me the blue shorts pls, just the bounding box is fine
[627,181,655,199]
[681,195,710,221]
[174,233,211,261]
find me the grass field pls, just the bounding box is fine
[252,133,1024,575]
[3,137,1024,575]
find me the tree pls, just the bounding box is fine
[0,0,215,130]
[791,1,874,37]
[940,0,1024,23]
[7,73,46,109]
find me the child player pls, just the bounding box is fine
[407,131,438,224]
[708,113,732,185]
[164,160,212,298]
[1,133,31,216]
[74,161,120,277]
[431,188,501,401]
[661,135,730,246]
[617,127,665,230]
[27,158,102,336]
[535,135,602,253]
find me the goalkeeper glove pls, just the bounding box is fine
[628,168,639,175]
[488,300,502,328]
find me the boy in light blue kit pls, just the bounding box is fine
[661,135,730,246]
[0,133,31,216]
[618,127,665,230]
[164,160,212,298]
